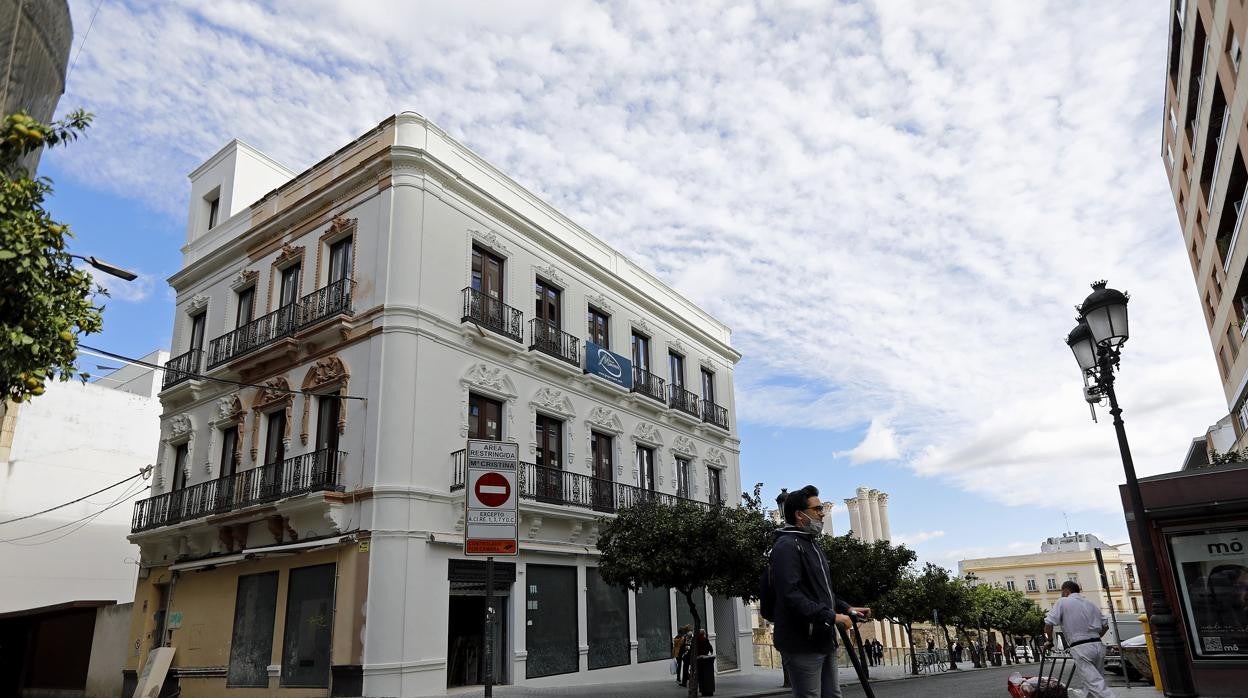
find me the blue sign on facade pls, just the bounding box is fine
[585,341,633,389]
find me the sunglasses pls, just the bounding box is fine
[804,504,830,516]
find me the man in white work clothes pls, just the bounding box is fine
[1043,581,1116,698]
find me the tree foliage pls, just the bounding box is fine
[596,485,776,696]
[0,109,100,403]
[819,533,915,608]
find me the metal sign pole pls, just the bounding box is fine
[1094,547,1129,689]
[485,555,495,698]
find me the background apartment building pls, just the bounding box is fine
[1164,0,1248,444]
[124,113,745,697]
[959,532,1143,615]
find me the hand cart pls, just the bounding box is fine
[1007,648,1077,698]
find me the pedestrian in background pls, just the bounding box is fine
[769,484,872,698]
[673,624,692,687]
[1045,581,1116,697]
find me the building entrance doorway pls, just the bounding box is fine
[446,559,515,689]
[446,595,508,688]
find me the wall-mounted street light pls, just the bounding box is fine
[69,253,137,281]
[1064,281,1194,697]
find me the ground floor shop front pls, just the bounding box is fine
[125,535,752,696]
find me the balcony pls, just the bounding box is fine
[632,366,666,403]
[131,449,344,533]
[462,287,523,343]
[1223,187,1248,274]
[452,450,704,514]
[528,318,580,366]
[206,279,354,369]
[668,385,700,419]
[161,349,202,390]
[702,399,729,430]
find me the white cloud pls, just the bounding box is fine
[837,417,901,464]
[82,265,155,303]
[53,1,1224,515]
[893,530,946,548]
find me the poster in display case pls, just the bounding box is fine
[1170,527,1248,658]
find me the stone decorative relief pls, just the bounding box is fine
[461,363,518,398]
[586,406,623,434]
[469,227,510,255]
[328,214,353,236]
[667,339,686,355]
[672,435,698,457]
[586,292,614,314]
[169,415,192,440]
[251,377,293,461]
[632,422,663,446]
[530,387,575,418]
[699,357,717,371]
[187,295,209,313]
[301,356,350,445]
[275,244,304,268]
[704,447,727,467]
[534,264,566,287]
[632,319,652,336]
[212,395,245,426]
[230,269,259,291]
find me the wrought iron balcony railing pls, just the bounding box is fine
[632,366,666,403]
[668,385,700,418]
[162,349,202,389]
[131,449,344,533]
[451,450,704,514]
[461,287,523,343]
[529,319,580,366]
[702,399,729,430]
[205,280,354,369]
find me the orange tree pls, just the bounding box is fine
[0,110,100,402]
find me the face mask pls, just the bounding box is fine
[801,515,824,535]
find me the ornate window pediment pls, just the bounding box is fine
[275,244,304,269]
[632,421,663,446]
[461,363,518,399]
[534,263,566,287]
[704,447,727,467]
[186,295,209,314]
[230,269,259,292]
[168,414,193,441]
[672,435,698,457]
[531,387,575,419]
[469,227,511,256]
[586,292,614,314]
[586,406,623,434]
[210,395,245,427]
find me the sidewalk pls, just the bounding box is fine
[448,660,1027,698]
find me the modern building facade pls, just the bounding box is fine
[1164,0,1248,446]
[124,113,745,697]
[0,350,165,613]
[959,533,1143,615]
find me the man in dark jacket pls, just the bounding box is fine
[771,485,871,698]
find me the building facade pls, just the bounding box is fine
[0,350,165,613]
[959,533,1143,615]
[1164,0,1248,446]
[0,0,72,170]
[123,113,745,697]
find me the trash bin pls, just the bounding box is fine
[696,654,716,695]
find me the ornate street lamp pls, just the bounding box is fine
[1064,281,1194,697]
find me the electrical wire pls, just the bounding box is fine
[78,344,368,401]
[1,478,149,545]
[0,467,150,526]
[67,0,105,79]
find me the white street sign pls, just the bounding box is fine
[465,439,519,556]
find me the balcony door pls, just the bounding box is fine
[469,393,503,442]
[189,312,206,354]
[236,288,255,327]
[219,425,241,509]
[472,247,504,299]
[708,467,723,506]
[637,446,655,494]
[265,410,287,497]
[534,279,560,329]
[591,432,614,512]
[280,264,302,306]
[315,393,342,487]
[329,237,353,284]
[631,332,650,371]
[676,456,690,499]
[669,352,685,389]
[701,368,715,406]
[535,415,563,504]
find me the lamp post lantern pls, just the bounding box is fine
[68,253,138,281]
[1064,281,1194,697]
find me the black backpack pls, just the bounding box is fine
[759,543,778,621]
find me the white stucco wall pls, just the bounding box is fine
[85,602,133,697]
[0,375,161,612]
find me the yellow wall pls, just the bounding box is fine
[125,540,368,697]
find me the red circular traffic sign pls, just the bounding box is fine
[474,472,511,507]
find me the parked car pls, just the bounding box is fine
[1014,645,1036,662]
[1103,614,1144,679]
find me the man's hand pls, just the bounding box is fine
[835,613,853,629]
[850,606,872,621]
[1043,640,1053,650]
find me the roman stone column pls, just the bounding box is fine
[857,487,875,541]
[877,492,891,543]
[844,497,861,539]
[868,489,884,544]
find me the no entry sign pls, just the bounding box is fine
[464,439,519,556]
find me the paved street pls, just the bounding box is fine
[446,660,1162,698]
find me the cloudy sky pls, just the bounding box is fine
[46,1,1223,568]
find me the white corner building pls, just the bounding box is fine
[122,113,745,697]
